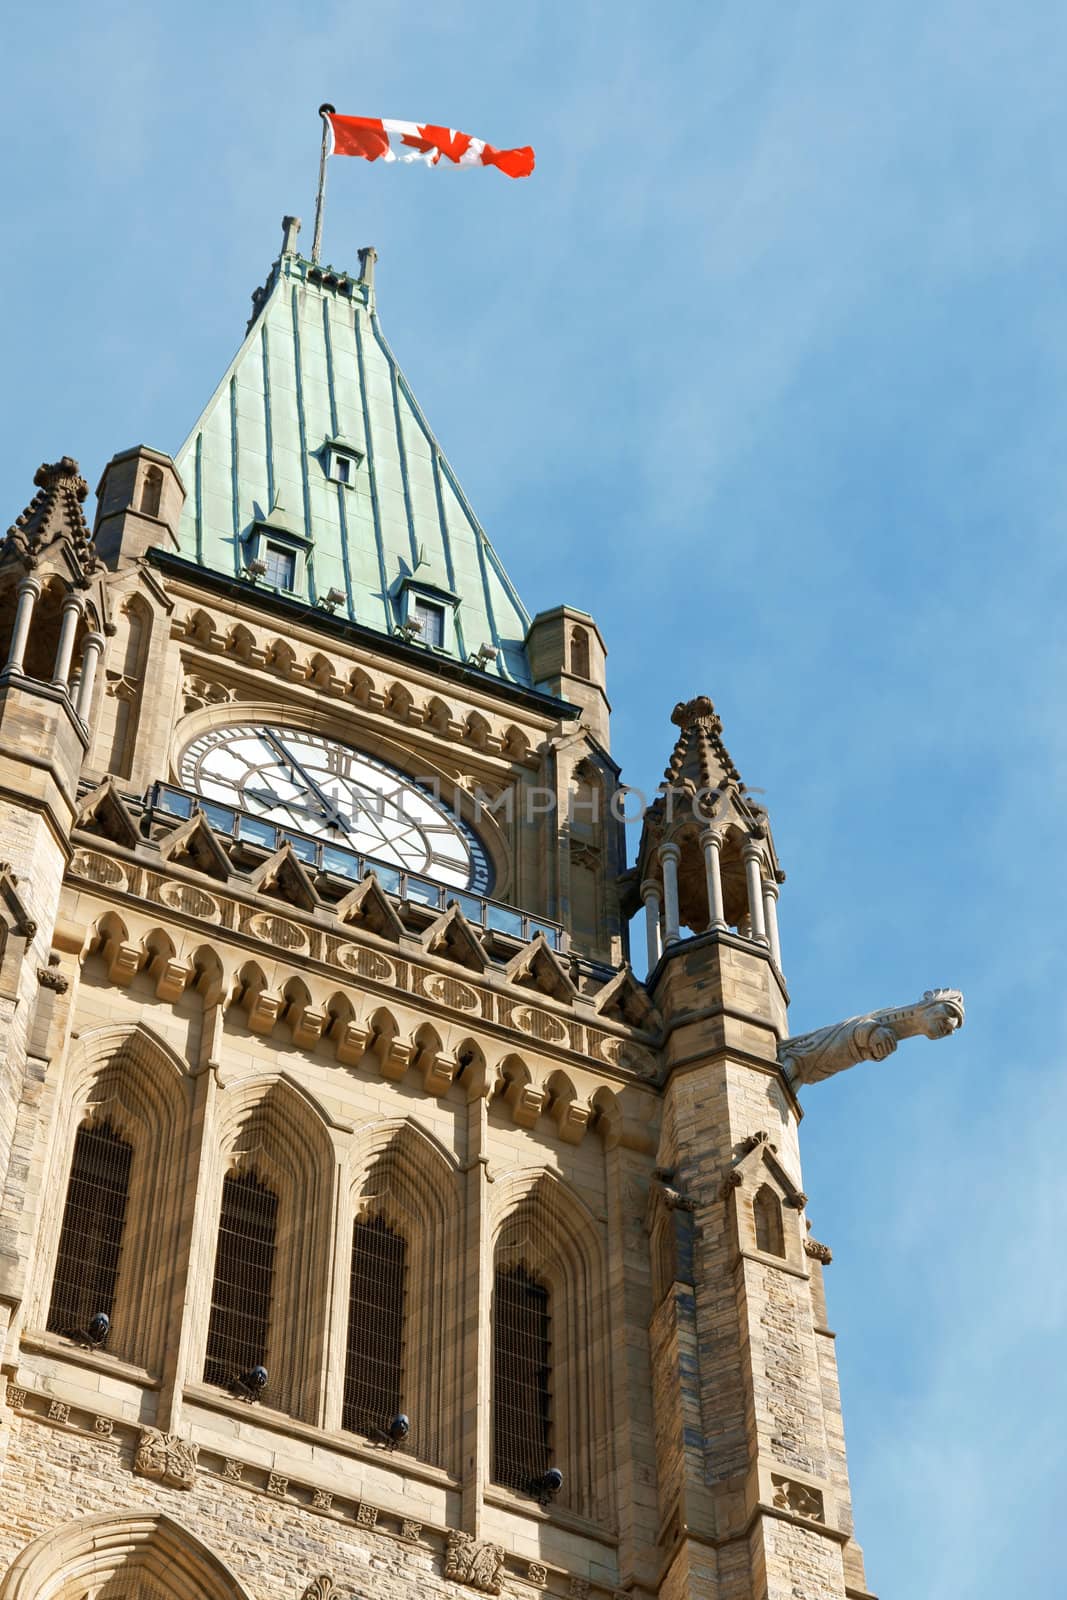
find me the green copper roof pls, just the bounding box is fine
[174,231,533,684]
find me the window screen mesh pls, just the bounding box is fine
[204,1169,278,1390]
[343,1213,406,1440]
[47,1119,132,1341]
[492,1263,552,1495]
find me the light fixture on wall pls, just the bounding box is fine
[468,642,497,670]
[396,617,423,643]
[231,1365,268,1402]
[243,558,267,582]
[318,587,346,612]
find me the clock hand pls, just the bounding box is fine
[242,787,334,825]
[261,732,355,840]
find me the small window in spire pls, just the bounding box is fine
[262,542,296,591]
[326,446,362,486]
[413,599,445,649]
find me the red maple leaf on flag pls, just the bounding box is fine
[401,125,474,164]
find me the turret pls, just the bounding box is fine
[93,445,184,569]
[629,694,784,977]
[526,605,611,750]
[0,457,106,1312]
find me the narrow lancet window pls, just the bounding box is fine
[492,1263,552,1495]
[753,1185,785,1257]
[343,1213,406,1439]
[204,1169,278,1389]
[47,1120,132,1340]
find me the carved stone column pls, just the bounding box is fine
[700,827,727,931]
[641,877,663,969]
[74,632,105,721]
[5,576,41,673]
[51,594,84,687]
[762,877,782,970]
[742,838,768,945]
[659,841,681,945]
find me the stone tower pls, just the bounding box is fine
[0,219,963,1600]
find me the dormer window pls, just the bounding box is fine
[414,598,445,648]
[323,440,364,486]
[262,541,296,591]
[396,578,459,653]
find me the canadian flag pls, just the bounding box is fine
[326,113,534,179]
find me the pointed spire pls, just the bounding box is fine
[4,458,96,579]
[664,695,742,793]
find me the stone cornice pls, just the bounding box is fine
[151,550,581,722]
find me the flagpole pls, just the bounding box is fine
[312,103,335,264]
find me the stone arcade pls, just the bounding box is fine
[0,219,962,1600]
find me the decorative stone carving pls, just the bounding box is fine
[312,1490,333,1511]
[783,1191,808,1211]
[569,1581,591,1600]
[70,849,128,890]
[779,988,965,1087]
[6,1386,26,1410]
[267,1473,288,1498]
[444,1531,506,1594]
[47,1401,70,1424]
[36,960,69,993]
[93,1415,114,1437]
[719,1170,744,1200]
[300,1578,339,1600]
[246,911,309,952]
[526,1564,548,1587]
[510,1005,568,1044]
[355,1501,378,1527]
[771,1474,825,1521]
[157,880,221,919]
[651,1170,695,1212]
[134,1427,199,1489]
[805,1238,833,1265]
[401,1520,423,1542]
[222,1458,243,1482]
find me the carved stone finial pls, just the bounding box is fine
[780,988,965,1088]
[4,456,96,576]
[358,245,379,285]
[671,695,721,732]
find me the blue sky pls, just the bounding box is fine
[4,2,1066,1591]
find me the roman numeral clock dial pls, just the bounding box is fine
[178,725,491,892]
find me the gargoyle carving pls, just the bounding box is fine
[780,988,964,1088]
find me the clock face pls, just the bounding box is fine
[179,724,491,892]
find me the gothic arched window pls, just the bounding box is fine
[753,1184,785,1257]
[47,1119,132,1341]
[139,464,163,518]
[492,1263,552,1496]
[569,625,591,680]
[203,1168,278,1390]
[343,1212,407,1439]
